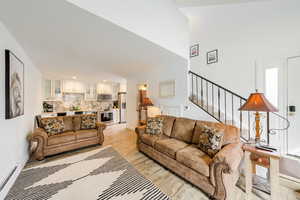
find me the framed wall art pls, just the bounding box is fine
[159,80,175,98]
[207,49,218,64]
[5,49,24,119]
[190,44,199,58]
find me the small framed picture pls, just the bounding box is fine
[207,49,218,64]
[190,44,199,58]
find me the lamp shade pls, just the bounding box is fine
[239,92,278,112]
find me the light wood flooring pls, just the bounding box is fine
[27,124,300,200]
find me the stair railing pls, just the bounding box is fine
[189,71,254,142]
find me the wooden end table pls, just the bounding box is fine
[243,144,281,200]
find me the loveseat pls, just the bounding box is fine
[31,114,106,160]
[135,115,243,200]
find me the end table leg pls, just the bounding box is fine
[245,151,252,200]
[270,158,280,200]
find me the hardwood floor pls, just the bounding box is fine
[26,124,300,200]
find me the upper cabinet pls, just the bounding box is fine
[43,79,62,100]
[85,84,97,100]
[63,80,85,93]
[97,83,113,94]
[43,79,123,100]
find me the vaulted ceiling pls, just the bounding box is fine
[0,0,186,82]
[175,0,270,7]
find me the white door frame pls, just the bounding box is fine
[284,55,300,156]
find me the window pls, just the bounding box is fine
[265,68,278,107]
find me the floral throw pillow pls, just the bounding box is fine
[81,114,97,130]
[146,117,163,135]
[198,125,224,158]
[41,118,65,136]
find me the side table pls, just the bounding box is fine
[243,144,281,200]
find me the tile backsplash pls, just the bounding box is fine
[43,93,113,112]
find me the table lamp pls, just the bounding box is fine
[239,90,278,143]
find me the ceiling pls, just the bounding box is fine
[175,0,270,7]
[0,0,186,82]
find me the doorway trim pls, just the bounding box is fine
[285,55,300,156]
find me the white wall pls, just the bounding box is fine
[187,0,300,97]
[185,0,300,147]
[66,0,189,59]
[125,51,214,128]
[126,79,138,130]
[0,22,42,199]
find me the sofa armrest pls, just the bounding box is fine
[213,143,243,172]
[210,143,243,200]
[96,122,106,145]
[96,122,107,131]
[135,125,146,136]
[29,128,48,160]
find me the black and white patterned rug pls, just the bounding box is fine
[6,146,170,200]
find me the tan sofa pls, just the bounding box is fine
[135,115,243,200]
[31,115,106,160]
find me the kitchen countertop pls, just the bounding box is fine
[42,109,119,115]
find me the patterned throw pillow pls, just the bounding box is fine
[198,125,224,158]
[81,114,97,130]
[146,117,163,135]
[40,117,65,136]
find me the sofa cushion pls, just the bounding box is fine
[81,114,97,130]
[140,134,168,147]
[140,134,160,147]
[154,138,188,159]
[198,125,224,158]
[171,118,196,143]
[47,131,76,146]
[63,116,74,132]
[161,115,176,137]
[40,117,65,136]
[76,129,97,140]
[146,117,163,135]
[73,116,81,131]
[176,145,212,177]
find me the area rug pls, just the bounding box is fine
[5,146,170,200]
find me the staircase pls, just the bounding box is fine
[189,71,254,142]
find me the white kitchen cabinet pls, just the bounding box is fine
[43,79,62,100]
[63,80,85,93]
[112,83,120,101]
[97,83,113,94]
[85,84,97,100]
[113,109,120,124]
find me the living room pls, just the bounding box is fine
[1,0,300,200]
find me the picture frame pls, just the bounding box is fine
[159,80,175,98]
[190,44,199,58]
[207,49,218,64]
[5,49,25,119]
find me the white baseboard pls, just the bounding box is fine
[0,156,28,199]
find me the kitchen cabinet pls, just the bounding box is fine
[43,79,62,100]
[97,83,113,94]
[85,84,97,100]
[113,109,120,124]
[63,80,85,93]
[112,83,120,101]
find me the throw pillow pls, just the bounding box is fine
[198,125,224,158]
[40,117,65,136]
[146,117,163,135]
[81,114,97,130]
